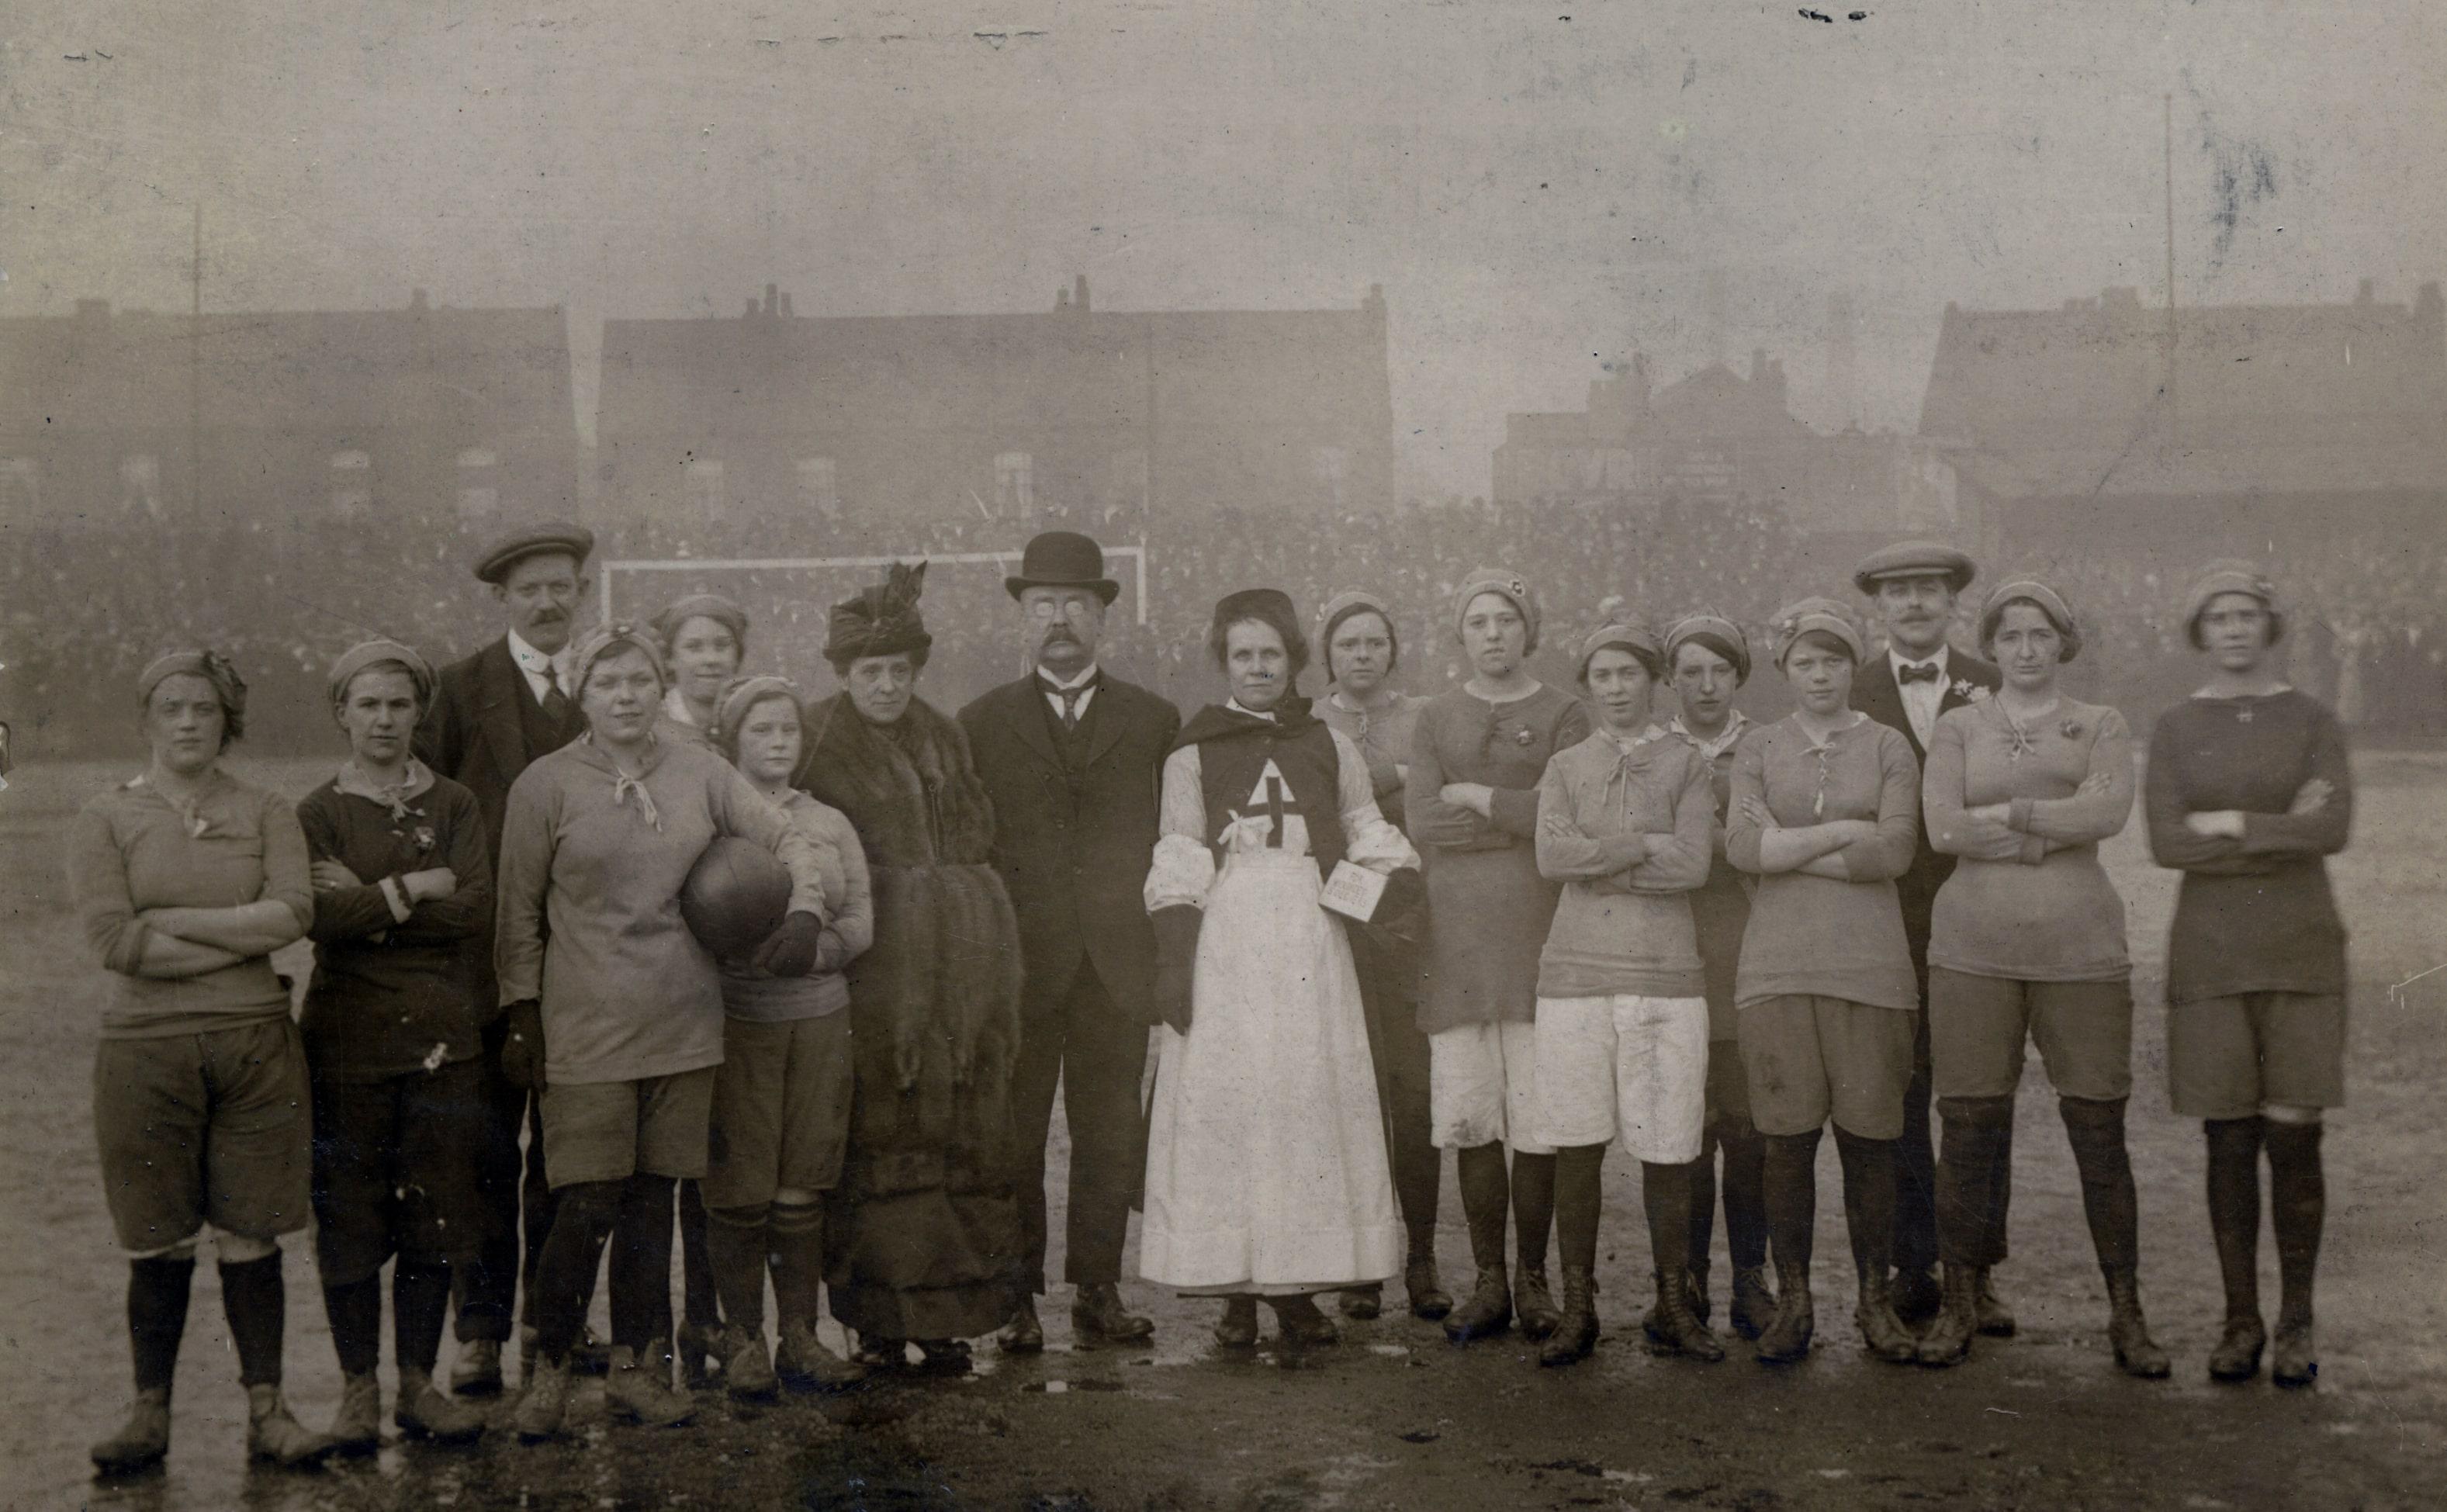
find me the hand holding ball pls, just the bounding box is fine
[682,836,795,960]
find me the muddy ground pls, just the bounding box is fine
[5,752,2444,1511]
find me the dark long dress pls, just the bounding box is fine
[794,693,1023,1341]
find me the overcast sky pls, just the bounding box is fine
[7,1,2441,496]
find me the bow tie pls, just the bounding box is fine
[1897,661,1943,686]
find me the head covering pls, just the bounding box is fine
[1316,589,1398,683]
[1575,619,1665,685]
[1452,567,1542,653]
[137,649,248,741]
[1005,531,1121,605]
[1769,597,1867,668]
[713,673,803,753]
[650,593,749,655]
[474,521,594,585]
[327,638,438,708]
[1209,588,1310,678]
[825,561,933,665]
[1663,611,1753,686]
[1978,578,2084,663]
[1851,539,1978,597]
[567,621,667,697]
[2179,559,2286,647]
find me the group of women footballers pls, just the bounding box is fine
[67,548,2352,1475]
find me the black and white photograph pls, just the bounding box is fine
[3,3,2444,1507]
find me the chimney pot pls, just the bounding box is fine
[1074,274,1089,311]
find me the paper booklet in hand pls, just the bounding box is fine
[1318,860,1388,922]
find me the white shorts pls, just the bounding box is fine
[1532,994,1710,1164]
[1429,1020,1549,1154]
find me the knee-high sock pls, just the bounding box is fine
[2058,1096,2140,1273]
[1718,1118,1770,1272]
[1833,1129,1898,1282]
[2263,1121,2325,1327]
[393,1260,452,1375]
[767,1199,827,1331]
[1642,1160,1698,1280]
[609,1175,677,1351]
[1687,1123,1719,1275]
[1935,1095,2015,1269]
[128,1255,195,1396]
[1511,1150,1556,1271]
[678,1178,721,1331]
[323,1273,384,1377]
[1455,1143,1511,1273]
[1552,1145,1605,1272]
[531,1180,622,1364]
[705,1202,772,1335]
[219,1252,288,1389]
[1761,1130,1823,1269]
[2203,1117,2265,1320]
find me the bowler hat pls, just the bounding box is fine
[476,521,595,585]
[1005,531,1120,605]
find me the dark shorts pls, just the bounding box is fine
[1735,995,1916,1140]
[94,1019,312,1252]
[538,1068,717,1188]
[309,1057,486,1285]
[1704,1036,1753,1127]
[703,1012,854,1210]
[2168,991,2348,1120]
[1929,969,2134,1102]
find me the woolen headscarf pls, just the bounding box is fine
[1575,619,1665,685]
[326,638,437,709]
[1452,568,1542,654]
[713,673,803,756]
[651,593,750,656]
[1664,611,1753,686]
[1978,578,2084,663]
[568,621,668,695]
[825,562,933,666]
[1316,588,1398,683]
[2179,559,2286,648]
[1768,597,1867,668]
[137,649,248,741]
[1209,587,1310,678]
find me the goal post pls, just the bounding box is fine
[598,547,1148,627]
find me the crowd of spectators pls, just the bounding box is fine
[8,492,2443,759]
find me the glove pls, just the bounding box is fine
[1366,867,1428,946]
[1150,905,1202,1035]
[500,1000,546,1091]
[754,910,826,977]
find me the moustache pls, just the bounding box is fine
[1041,628,1079,644]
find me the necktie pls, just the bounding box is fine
[1054,684,1086,731]
[542,663,572,726]
[1897,661,1942,686]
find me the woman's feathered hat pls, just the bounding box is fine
[825,561,933,664]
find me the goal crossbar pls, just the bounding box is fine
[600,546,1149,625]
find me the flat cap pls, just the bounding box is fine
[475,521,595,584]
[1851,539,1976,596]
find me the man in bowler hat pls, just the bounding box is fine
[415,522,599,1392]
[1849,539,2010,1335]
[959,531,1179,1349]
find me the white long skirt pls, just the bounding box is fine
[1140,850,1404,1295]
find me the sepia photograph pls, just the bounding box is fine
[3,2,2444,1507]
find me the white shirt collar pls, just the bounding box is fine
[1888,642,1952,678]
[1225,697,1279,723]
[1037,663,1100,693]
[507,628,569,680]
[1670,708,1752,759]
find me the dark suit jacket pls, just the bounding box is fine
[1851,644,2002,954]
[414,638,583,1011]
[959,673,1181,1027]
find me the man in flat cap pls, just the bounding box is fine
[958,531,1179,1350]
[414,521,597,1393]
[1849,539,2009,1336]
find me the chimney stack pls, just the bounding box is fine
[763,283,779,317]
[2356,278,2376,304]
[409,288,430,311]
[1074,274,1089,312]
